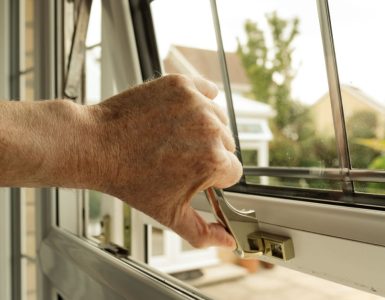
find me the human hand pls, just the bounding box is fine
[89,74,242,248]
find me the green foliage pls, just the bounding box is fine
[369,155,385,169]
[355,138,385,153]
[241,150,258,166]
[347,111,379,168]
[237,12,300,129]
[361,155,385,194]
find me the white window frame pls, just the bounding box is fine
[33,0,385,299]
[0,189,11,300]
[1,1,12,299]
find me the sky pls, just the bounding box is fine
[151,0,385,106]
[86,0,385,107]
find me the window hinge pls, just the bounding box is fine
[205,188,295,261]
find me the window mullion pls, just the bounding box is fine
[316,0,354,196]
[209,0,245,177]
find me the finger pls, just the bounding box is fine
[219,122,236,153]
[192,76,219,100]
[213,150,243,189]
[206,112,236,153]
[174,206,236,249]
[207,101,229,125]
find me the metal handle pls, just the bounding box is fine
[204,187,295,261]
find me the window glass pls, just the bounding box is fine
[218,0,339,187]
[329,0,385,194]
[150,0,234,277]
[152,0,339,191]
[140,2,377,299]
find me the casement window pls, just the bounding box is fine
[6,0,385,299]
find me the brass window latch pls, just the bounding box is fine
[205,188,295,261]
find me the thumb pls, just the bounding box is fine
[172,206,236,249]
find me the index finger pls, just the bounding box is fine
[192,76,219,100]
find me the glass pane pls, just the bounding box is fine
[245,176,341,191]
[354,182,385,196]
[154,0,340,190]
[217,0,338,170]
[329,1,385,171]
[145,2,373,298]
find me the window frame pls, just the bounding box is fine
[132,0,385,295]
[33,0,385,299]
[143,0,385,208]
[0,189,11,300]
[0,0,11,299]
[35,0,211,299]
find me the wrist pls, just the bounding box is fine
[40,100,103,189]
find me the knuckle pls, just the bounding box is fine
[163,73,192,89]
[199,113,221,136]
[164,74,199,104]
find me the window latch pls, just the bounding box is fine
[205,188,295,261]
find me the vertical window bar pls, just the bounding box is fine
[10,189,22,300]
[210,0,245,183]
[9,0,22,298]
[316,0,354,197]
[129,0,161,80]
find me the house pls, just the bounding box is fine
[163,45,251,94]
[311,85,385,137]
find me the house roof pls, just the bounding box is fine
[214,92,275,119]
[342,85,385,113]
[313,85,385,113]
[163,45,250,87]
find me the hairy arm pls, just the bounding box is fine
[0,100,98,188]
[0,75,242,248]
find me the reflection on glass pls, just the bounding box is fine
[329,0,385,193]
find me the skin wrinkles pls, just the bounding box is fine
[0,74,242,249]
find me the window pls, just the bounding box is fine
[132,0,385,297]
[31,0,385,299]
[329,0,385,195]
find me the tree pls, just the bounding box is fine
[347,111,379,169]
[237,13,338,185]
[355,136,385,193]
[237,12,300,129]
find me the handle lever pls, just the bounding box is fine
[204,187,295,261]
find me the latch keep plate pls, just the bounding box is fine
[205,188,295,261]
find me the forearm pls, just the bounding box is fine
[0,100,99,188]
